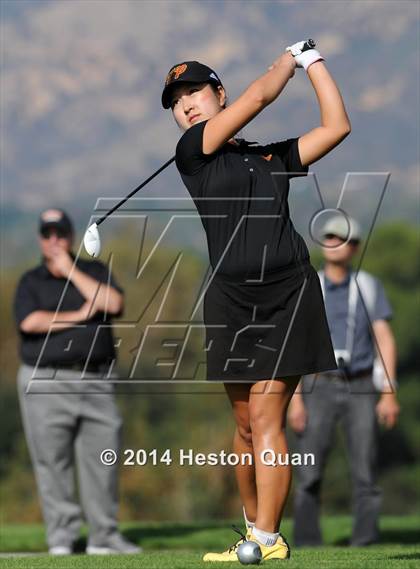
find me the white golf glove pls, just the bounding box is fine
[285,40,324,71]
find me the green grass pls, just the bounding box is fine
[0,516,419,568]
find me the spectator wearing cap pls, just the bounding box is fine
[14,209,141,556]
[288,214,400,546]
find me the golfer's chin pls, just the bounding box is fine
[185,116,206,129]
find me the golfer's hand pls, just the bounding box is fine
[49,248,74,278]
[376,393,400,429]
[285,40,324,71]
[288,396,307,433]
[267,52,296,78]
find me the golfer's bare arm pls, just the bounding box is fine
[202,53,295,155]
[202,54,351,166]
[297,61,351,166]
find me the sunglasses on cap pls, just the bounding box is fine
[40,226,71,239]
[324,233,359,245]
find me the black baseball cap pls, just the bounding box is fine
[39,208,74,237]
[161,60,224,109]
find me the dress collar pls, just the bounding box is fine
[227,139,259,155]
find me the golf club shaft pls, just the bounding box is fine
[96,155,176,226]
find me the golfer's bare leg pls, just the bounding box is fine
[224,382,257,523]
[249,376,301,532]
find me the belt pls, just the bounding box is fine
[323,367,373,381]
[48,362,109,373]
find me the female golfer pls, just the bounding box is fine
[161,41,350,562]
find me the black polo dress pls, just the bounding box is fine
[176,119,337,382]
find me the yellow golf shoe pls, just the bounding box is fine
[252,531,291,560]
[203,526,252,562]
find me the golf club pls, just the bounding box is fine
[83,155,175,257]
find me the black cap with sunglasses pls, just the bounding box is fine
[39,208,74,239]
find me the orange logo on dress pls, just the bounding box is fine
[165,64,188,86]
[262,154,273,161]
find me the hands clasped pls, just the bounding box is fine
[285,40,324,71]
[268,40,324,76]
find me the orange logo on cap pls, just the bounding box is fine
[165,63,188,86]
[262,154,273,161]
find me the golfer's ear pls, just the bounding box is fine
[202,86,265,155]
[217,85,227,107]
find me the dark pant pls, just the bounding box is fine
[293,373,382,546]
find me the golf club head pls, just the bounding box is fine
[83,223,101,258]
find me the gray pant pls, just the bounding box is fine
[17,364,123,548]
[293,373,382,546]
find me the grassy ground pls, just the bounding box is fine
[0,516,419,568]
